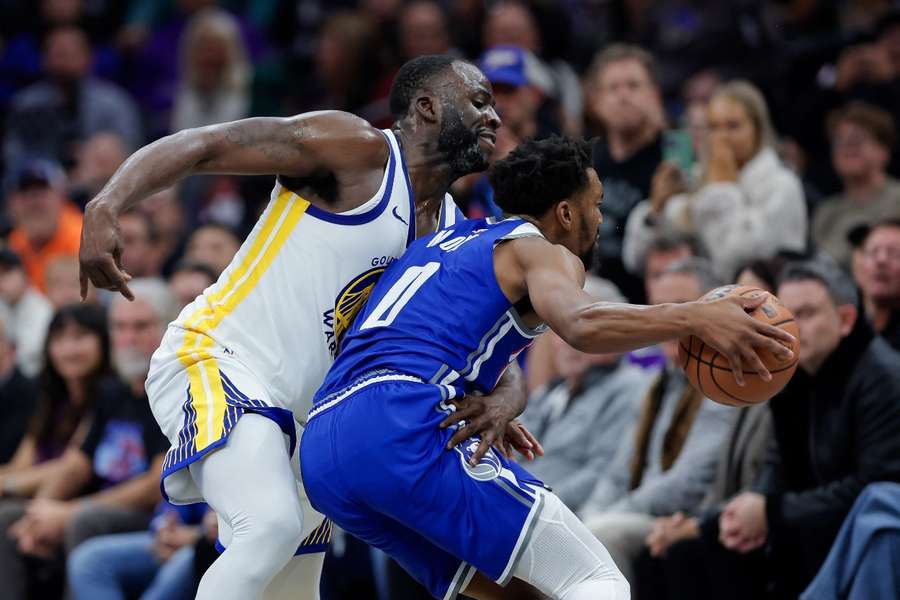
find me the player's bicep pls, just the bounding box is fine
[196,111,386,177]
[519,245,591,340]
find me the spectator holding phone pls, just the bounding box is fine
[624,80,808,280]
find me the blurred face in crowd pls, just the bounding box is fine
[44,27,91,84]
[400,1,450,59]
[483,1,539,51]
[45,257,84,308]
[878,23,900,76]
[169,268,214,309]
[42,0,83,24]
[7,184,64,246]
[72,133,127,193]
[778,279,856,375]
[737,268,774,293]
[591,59,662,138]
[109,297,164,382]
[492,83,540,137]
[550,330,618,385]
[707,95,758,167]
[119,212,157,278]
[185,225,240,276]
[48,319,103,383]
[859,225,900,306]
[0,266,29,304]
[189,28,231,92]
[644,244,693,300]
[831,120,889,183]
[648,271,703,363]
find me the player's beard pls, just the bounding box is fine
[437,105,488,177]
[579,226,600,271]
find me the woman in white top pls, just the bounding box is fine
[624,80,807,280]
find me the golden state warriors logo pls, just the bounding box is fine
[323,266,386,357]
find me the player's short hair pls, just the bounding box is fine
[778,255,858,308]
[489,135,593,219]
[389,54,460,120]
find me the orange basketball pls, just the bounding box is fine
[677,285,800,407]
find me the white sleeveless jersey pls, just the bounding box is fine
[150,130,447,424]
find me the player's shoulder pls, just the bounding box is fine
[288,110,389,165]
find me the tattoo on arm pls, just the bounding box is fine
[223,120,307,165]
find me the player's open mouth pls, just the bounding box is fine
[478,131,496,151]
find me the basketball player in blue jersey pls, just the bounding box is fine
[302,136,796,600]
[78,56,544,600]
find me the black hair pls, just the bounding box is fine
[30,303,111,456]
[488,135,593,218]
[389,54,460,120]
[732,250,808,292]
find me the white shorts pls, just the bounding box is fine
[146,330,330,555]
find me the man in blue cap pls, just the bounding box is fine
[478,45,555,141]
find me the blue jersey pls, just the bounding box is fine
[312,217,547,412]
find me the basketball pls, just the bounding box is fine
[677,285,800,407]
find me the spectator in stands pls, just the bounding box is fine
[626,228,698,302]
[801,482,900,600]
[168,260,216,310]
[0,248,53,377]
[398,0,455,60]
[68,501,210,600]
[4,25,141,166]
[0,280,173,600]
[0,303,37,465]
[625,80,807,280]
[183,223,240,276]
[519,277,652,511]
[585,44,666,302]
[813,102,900,267]
[68,132,127,209]
[580,258,737,585]
[482,0,582,135]
[851,219,900,350]
[659,258,900,599]
[45,256,91,309]
[6,157,83,293]
[0,303,109,496]
[171,8,251,133]
[141,187,187,276]
[634,399,773,599]
[119,209,164,279]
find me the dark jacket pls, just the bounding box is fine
[0,368,37,464]
[755,318,900,596]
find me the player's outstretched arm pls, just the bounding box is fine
[501,237,795,385]
[80,111,387,300]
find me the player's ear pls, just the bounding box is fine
[554,200,574,232]
[415,93,439,124]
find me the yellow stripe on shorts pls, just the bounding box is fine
[177,188,309,451]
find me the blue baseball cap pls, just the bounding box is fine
[479,46,530,88]
[5,157,65,193]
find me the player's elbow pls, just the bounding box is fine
[554,312,595,354]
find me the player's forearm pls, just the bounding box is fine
[563,301,698,354]
[87,126,219,216]
[493,362,527,417]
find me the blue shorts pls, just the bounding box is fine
[301,374,547,599]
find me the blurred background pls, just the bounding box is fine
[0,1,899,599]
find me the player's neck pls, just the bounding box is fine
[395,128,457,208]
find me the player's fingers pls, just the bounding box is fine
[470,428,500,465]
[742,348,772,382]
[725,350,746,387]
[79,268,89,301]
[505,422,532,451]
[521,426,544,457]
[445,417,486,449]
[116,275,135,302]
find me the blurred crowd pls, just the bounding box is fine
[1,0,900,599]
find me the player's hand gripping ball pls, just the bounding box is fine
[678,285,800,406]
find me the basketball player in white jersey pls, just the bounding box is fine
[79,56,543,600]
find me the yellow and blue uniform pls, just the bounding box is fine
[146,129,462,552]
